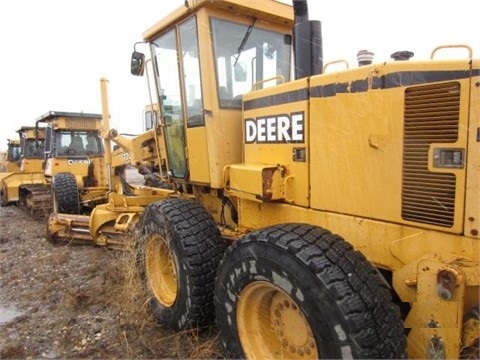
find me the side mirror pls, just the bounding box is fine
[131,51,145,76]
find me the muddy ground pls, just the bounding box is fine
[0,170,223,359]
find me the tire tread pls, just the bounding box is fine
[216,223,406,359]
[139,199,226,330]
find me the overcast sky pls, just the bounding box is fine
[1,0,478,150]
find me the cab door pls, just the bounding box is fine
[151,16,209,183]
[152,28,188,179]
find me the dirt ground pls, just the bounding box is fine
[0,170,224,359]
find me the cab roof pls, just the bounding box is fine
[143,0,293,41]
[36,111,102,123]
[17,126,45,132]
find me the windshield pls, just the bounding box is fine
[210,17,291,108]
[53,130,103,157]
[7,144,21,162]
[22,139,45,159]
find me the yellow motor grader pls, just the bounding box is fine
[48,0,479,358]
[0,127,51,217]
[36,110,148,216]
[46,95,169,247]
[35,111,111,215]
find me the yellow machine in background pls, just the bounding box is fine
[0,127,50,217]
[0,153,4,172]
[0,115,133,219]
[136,102,169,187]
[46,95,170,247]
[0,138,22,203]
[0,139,21,173]
[47,0,479,358]
[36,111,109,214]
[0,151,5,172]
[38,108,165,223]
[18,126,46,173]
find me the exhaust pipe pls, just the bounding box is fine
[292,0,323,79]
[293,0,309,23]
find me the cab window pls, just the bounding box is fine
[210,17,291,108]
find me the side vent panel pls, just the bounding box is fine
[401,82,460,227]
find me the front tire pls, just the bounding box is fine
[137,198,226,331]
[215,223,406,359]
[52,173,80,214]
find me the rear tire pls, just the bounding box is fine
[52,173,80,214]
[215,223,406,359]
[137,198,226,330]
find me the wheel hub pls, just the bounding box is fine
[270,291,315,357]
[145,234,178,307]
[237,280,318,359]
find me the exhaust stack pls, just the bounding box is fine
[292,0,323,79]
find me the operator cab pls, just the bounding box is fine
[38,111,104,160]
[6,140,21,162]
[17,126,45,159]
[36,111,104,182]
[49,130,103,157]
[132,0,294,187]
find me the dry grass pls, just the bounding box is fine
[0,207,225,359]
[174,328,224,359]
[105,242,225,359]
[60,286,93,310]
[110,243,150,321]
[460,340,480,359]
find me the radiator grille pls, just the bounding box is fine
[401,82,460,227]
[65,119,101,130]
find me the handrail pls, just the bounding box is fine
[323,59,349,73]
[252,75,285,90]
[430,44,473,59]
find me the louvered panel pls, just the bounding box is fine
[65,119,101,130]
[401,82,460,227]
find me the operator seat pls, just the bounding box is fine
[70,136,85,153]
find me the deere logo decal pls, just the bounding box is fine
[67,159,91,165]
[245,112,304,144]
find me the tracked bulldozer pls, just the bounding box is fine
[46,0,479,358]
[0,127,51,217]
